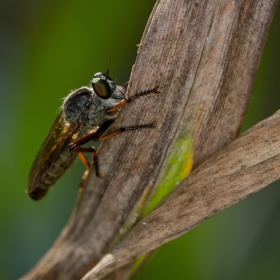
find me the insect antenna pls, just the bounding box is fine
[105,60,112,81]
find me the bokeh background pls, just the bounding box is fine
[0,1,279,279]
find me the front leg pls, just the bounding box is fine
[123,81,129,90]
[107,84,159,115]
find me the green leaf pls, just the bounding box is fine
[141,136,194,218]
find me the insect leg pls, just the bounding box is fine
[77,151,91,169]
[68,120,115,151]
[107,84,160,115]
[69,119,155,176]
[123,82,129,90]
[68,120,115,177]
[97,120,156,141]
[71,147,102,177]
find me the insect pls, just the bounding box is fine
[28,70,159,200]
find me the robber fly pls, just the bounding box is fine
[28,70,159,200]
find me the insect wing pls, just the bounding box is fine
[28,111,78,195]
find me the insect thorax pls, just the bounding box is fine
[63,85,125,127]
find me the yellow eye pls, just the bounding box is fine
[92,78,113,99]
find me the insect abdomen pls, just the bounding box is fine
[29,149,76,200]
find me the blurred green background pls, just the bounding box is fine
[0,1,279,279]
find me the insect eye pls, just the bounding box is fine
[92,77,113,99]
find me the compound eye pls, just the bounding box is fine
[92,77,113,99]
